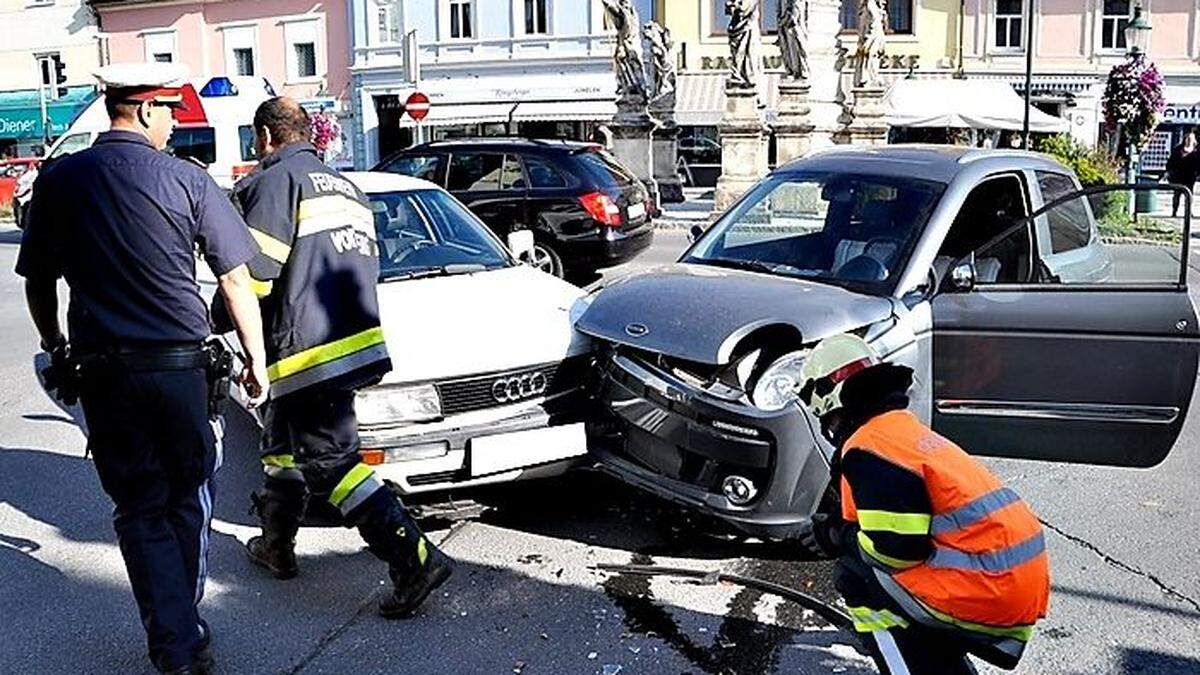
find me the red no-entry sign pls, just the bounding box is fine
[404,92,431,122]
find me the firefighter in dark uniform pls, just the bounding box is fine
[234,97,453,617]
[16,63,270,674]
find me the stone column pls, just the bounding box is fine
[774,78,815,166]
[610,107,660,205]
[713,84,768,216]
[847,85,889,145]
[804,0,847,148]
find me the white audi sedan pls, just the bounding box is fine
[343,172,593,494]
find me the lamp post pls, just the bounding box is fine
[1124,2,1152,184]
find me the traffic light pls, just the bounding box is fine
[51,54,67,98]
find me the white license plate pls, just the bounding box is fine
[468,423,588,477]
[626,202,646,220]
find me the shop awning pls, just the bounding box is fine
[1162,84,1200,125]
[0,86,98,140]
[884,78,1069,133]
[399,97,616,127]
[676,71,783,127]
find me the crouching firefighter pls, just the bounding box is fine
[795,335,1050,675]
[231,97,453,617]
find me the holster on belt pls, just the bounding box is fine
[70,340,234,418]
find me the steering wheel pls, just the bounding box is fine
[389,238,435,266]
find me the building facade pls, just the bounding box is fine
[349,0,654,168]
[0,0,102,156]
[92,0,354,161]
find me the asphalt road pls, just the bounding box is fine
[2,223,1199,674]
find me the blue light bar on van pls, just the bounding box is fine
[200,77,239,97]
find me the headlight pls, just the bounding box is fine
[751,350,808,411]
[356,384,442,426]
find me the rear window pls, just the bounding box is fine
[169,127,216,166]
[575,149,636,188]
[380,154,444,184]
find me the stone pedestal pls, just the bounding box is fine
[713,85,768,216]
[847,85,889,146]
[610,107,659,205]
[651,120,685,203]
[775,78,815,166]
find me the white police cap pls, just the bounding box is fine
[94,63,189,103]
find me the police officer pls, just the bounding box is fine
[234,97,453,617]
[16,63,269,674]
[795,335,1050,674]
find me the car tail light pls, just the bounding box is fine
[579,191,623,228]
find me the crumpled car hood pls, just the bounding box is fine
[575,263,895,364]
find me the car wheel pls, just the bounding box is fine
[529,242,564,278]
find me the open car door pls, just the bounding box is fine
[931,183,1199,467]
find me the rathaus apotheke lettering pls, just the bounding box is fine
[700,53,920,72]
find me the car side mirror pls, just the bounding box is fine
[945,254,977,293]
[507,229,535,264]
[688,224,705,243]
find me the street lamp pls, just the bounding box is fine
[1125,3,1152,57]
[1123,3,1153,185]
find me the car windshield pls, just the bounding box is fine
[369,188,511,281]
[684,171,946,295]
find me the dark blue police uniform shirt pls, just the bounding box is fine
[15,130,257,349]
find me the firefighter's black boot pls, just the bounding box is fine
[246,484,305,580]
[379,539,455,619]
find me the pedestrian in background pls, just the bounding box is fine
[233,97,454,618]
[1166,128,1198,216]
[16,62,269,675]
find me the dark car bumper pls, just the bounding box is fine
[587,350,833,541]
[560,222,654,269]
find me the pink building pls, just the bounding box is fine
[91,0,351,107]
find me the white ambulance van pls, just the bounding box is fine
[14,76,275,227]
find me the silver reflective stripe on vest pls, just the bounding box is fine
[270,343,390,397]
[929,487,1021,535]
[928,532,1046,573]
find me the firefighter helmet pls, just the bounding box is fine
[797,334,878,418]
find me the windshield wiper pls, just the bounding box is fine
[693,256,784,275]
[382,263,488,282]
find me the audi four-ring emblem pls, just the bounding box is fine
[491,372,548,403]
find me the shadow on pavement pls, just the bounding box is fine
[1052,584,1200,621]
[1117,648,1200,675]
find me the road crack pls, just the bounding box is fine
[287,521,473,674]
[1039,518,1200,614]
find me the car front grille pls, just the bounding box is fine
[434,357,589,416]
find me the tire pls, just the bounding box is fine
[529,241,564,278]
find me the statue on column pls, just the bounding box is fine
[778,0,809,80]
[854,0,887,88]
[725,0,760,90]
[601,0,648,107]
[642,21,677,116]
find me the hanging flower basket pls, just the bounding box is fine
[1102,55,1165,153]
[309,110,342,160]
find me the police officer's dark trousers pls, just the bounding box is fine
[255,387,429,581]
[78,354,217,672]
[835,550,979,675]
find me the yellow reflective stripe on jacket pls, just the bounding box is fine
[329,463,375,508]
[858,510,932,536]
[267,327,387,381]
[296,195,375,239]
[858,530,925,570]
[847,606,910,633]
[917,597,1035,641]
[250,228,292,263]
[249,277,274,298]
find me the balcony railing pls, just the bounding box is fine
[354,31,614,70]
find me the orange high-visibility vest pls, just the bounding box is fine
[841,410,1051,634]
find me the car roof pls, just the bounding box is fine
[408,137,599,153]
[776,144,1068,183]
[344,171,442,194]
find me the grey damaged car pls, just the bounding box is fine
[576,145,1200,541]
